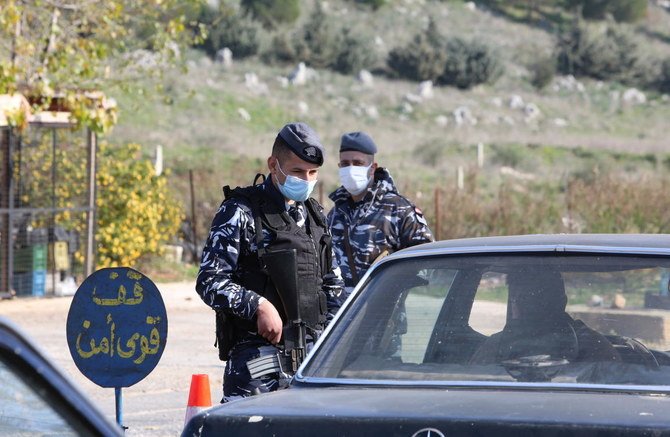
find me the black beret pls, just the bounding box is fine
[340,131,378,155]
[278,122,324,165]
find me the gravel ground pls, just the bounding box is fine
[0,281,222,436]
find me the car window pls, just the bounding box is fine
[0,358,79,436]
[303,254,670,389]
[469,271,507,336]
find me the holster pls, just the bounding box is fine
[215,310,235,361]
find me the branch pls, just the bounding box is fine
[39,7,60,73]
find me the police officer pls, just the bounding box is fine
[328,131,433,296]
[196,122,343,402]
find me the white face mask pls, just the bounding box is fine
[339,164,372,196]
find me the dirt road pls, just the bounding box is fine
[0,281,221,436]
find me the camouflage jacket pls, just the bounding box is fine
[327,167,433,292]
[196,175,344,344]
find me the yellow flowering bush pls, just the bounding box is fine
[19,138,183,269]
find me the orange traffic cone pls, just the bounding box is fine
[184,374,212,427]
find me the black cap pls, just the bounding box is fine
[340,131,378,155]
[278,122,324,165]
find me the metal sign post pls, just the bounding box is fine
[66,267,168,431]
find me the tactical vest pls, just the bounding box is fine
[216,176,331,358]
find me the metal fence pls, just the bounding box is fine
[0,123,96,298]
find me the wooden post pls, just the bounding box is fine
[189,170,198,261]
[434,187,441,241]
[84,129,97,277]
[477,143,484,168]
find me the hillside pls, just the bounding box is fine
[105,0,670,247]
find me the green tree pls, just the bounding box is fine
[566,0,647,22]
[0,0,206,132]
[19,139,183,269]
[240,0,300,29]
[387,18,447,82]
[292,3,340,69]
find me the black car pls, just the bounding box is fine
[184,234,670,436]
[0,315,122,436]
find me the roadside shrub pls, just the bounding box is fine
[95,143,183,268]
[19,140,182,268]
[263,32,299,65]
[557,19,648,85]
[529,55,556,90]
[566,173,670,233]
[291,3,340,69]
[387,18,447,81]
[438,38,503,89]
[608,0,647,23]
[355,0,388,9]
[333,28,379,74]
[654,57,670,94]
[566,0,647,22]
[240,0,300,29]
[204,11,261,59]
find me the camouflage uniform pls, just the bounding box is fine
[196,176,343,402]
[327,167,433,294]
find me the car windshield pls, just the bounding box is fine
[302,253,670,388]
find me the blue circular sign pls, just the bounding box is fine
[66,267,168,388]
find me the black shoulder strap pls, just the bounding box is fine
[222,175,268,255]
[304,198,326,229]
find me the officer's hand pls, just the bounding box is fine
[256,299,283,344]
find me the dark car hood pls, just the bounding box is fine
[182,385,670,436]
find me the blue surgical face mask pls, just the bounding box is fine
[276,161,317,202]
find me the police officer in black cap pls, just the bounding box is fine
[196,122,343,402]
[328,131,433,295]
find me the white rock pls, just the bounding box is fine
[215,47,233,68]
[589,295,604,307]
[418,80,434,99]
[491,97,503,107]
[358,69,374,87]
[465,1,476,11]
[453,106,477,126]
[244,72,259,88]
[404,93,423,104]
[288,62,314,86]
[435,115,449,127]
[622,88,647,105]
[364,105,379,120]
[509,94,525,109]
[298,101,309,115]
[523,103,541,121]
[553,118,568,127]
[237,107,251,122]
[276,76,289,88]
[500,166,536,181]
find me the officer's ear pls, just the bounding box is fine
[268,155,278,173]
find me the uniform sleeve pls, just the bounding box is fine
[195,199,263,320]
[399,203,434,248]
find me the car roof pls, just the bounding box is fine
[390,234,670,258]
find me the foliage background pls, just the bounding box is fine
[3,0,670,273]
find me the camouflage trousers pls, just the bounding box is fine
[222,344,281,403]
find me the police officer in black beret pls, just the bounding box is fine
[328,131,433,296]
[196,122,343,402]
